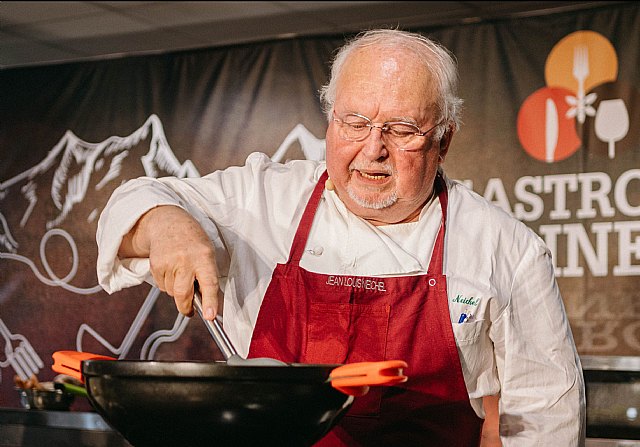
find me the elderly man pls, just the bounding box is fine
[97,29,585,446]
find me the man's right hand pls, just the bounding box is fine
[118,205,220,320]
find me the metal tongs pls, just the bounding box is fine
[193,290,286,366]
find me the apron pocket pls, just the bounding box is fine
[305,302,351,363]
[305,302,390,417]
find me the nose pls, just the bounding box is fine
[361,126,388,159]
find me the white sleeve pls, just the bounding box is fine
[94,153,274,294]
[493,239,586,446]
[95,174,228,294]
[96,151,321,295]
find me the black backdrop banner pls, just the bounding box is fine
[1,3,638,408]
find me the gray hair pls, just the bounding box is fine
[319,29,463,139]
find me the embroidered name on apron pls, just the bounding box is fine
[325,275,387,292]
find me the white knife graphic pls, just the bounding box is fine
[545,98,559,163]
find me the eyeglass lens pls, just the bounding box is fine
[337,114,426,150]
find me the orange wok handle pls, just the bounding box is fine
[52,350,116,384]
[329,360,408,396]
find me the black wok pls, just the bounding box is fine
[86,359,349,446]
[52,352,406,447]
[52,291,406,446]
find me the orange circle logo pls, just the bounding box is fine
[517,87,581,162]
[517,31,628,162]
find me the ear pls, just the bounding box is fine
[437,126,454,162]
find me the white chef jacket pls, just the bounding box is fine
[97,152,586,446]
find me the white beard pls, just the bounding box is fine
[346,186,398,210]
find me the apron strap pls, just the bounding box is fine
[427,171,448,276]
[288,170,329,264]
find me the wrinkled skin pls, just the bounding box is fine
[118,205,221,319]
[325,46,452,225]
[118,45,452,320]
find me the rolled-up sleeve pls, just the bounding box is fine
[97,177,179,293]
[95,151,305,295]
[96,175,228,294]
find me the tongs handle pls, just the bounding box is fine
[193,290,238,361]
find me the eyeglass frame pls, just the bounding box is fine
[332,111,445,152]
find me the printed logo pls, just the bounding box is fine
[517,31,631,162]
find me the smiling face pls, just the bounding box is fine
[325,46,452,226]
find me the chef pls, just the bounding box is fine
[96,29,585,446]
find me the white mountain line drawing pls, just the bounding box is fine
[271,123,326,163]
[0,212,18,254]
[0,114,199,236]
[0,114,326,380]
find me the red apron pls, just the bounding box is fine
[248,171,483,446]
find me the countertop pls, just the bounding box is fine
[0,407,132,447]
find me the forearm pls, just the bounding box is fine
[97,178,189,293]
[100,180,222,318]
[118,205,188,259]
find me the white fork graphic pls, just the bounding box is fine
[572,45,589,124]
[0,318,44,381]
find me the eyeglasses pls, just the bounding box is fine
[332,111,443,152]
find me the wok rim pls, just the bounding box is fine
[82,359,342,382]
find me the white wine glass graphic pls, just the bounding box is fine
[594,99,629,159]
